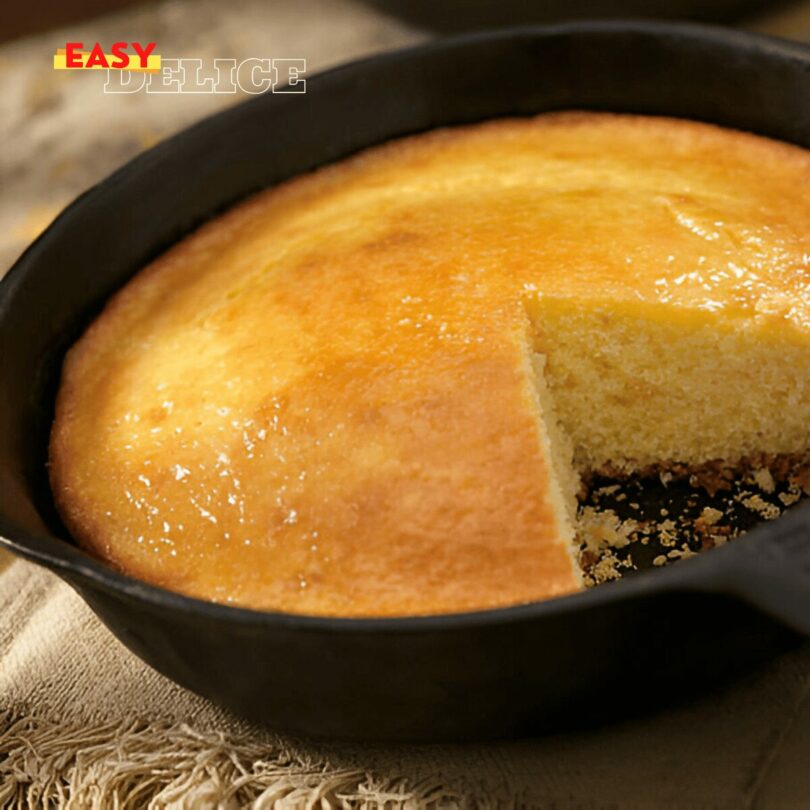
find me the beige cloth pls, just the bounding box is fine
[2,556,810,808]
[2,0,810,806]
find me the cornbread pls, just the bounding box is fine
[50,112,810,617]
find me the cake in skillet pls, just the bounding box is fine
[49,112,810,617]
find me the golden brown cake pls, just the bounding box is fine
[50,112,810,617]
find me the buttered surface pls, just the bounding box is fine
[50,113,810,616]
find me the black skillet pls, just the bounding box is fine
[361,0,783,34]
[1,22,809,741]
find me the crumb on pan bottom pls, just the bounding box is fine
[575,452,810,586]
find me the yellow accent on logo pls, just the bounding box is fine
[53,48,161,72]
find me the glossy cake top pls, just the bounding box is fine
[50,113,810,616]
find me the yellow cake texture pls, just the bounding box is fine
[50,112,810,617]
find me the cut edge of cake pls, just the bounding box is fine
[521,295,810,585]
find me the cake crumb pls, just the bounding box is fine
[740,494,781,520]
[696,506,723,528]
[577,507,639,552]
[667,547,696,561]
[658,519,679,547]
[577,506,640,585]
[779,489,802,507]
[577,454,807,585]
[752,468,775,494]
[582,548,633,585]
[594,484,620,497]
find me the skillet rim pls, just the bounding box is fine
[0,18,809,634]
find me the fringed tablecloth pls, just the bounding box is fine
[3,556,810,807]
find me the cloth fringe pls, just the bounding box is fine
[0,711,465,809]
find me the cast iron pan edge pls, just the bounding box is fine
[0,21,809,740]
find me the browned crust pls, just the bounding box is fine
[583,451,810,498]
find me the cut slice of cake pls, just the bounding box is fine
[50,112,810,617]
[526,294,810,472]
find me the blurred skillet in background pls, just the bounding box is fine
[0,0,793,43]
[362,0,788,33]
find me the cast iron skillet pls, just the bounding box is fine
[1,21,809,742]
[361,0,783,34]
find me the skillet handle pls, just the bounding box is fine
[695,503,810,636]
